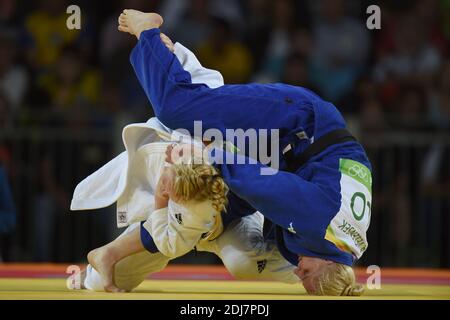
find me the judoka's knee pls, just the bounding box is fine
[113,252,170,291]
[222,253,262,280]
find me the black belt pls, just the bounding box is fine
[263,128,357,239]
[283,128,356,173]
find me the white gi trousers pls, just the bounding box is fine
[84,212,299,291]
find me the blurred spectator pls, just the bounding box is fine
[99,15,130,64]
[428,60,450,130]
[419,140,450,266]
[0,93,13,130]
[0,0,27,49]
[0,0,17,25]
[340,76,379,114]
[242,0,271,72]
[101,37,150,114]
[98,0,163,116]
[374,14,442,91]
[100,0,161,62]
[167,0,212,49]
[280,53,316,91]
[255,0,299,82]
[0,0,23,36]
[309,0,369,102]
[163,0,243,47]
[394,85,427,131]
[359,98,387,133]
[0,32,29,113]
[413,0,449,55]
[32,154,70,261]
[38,45,100,112]
[290,29,314,60]
[88,80,125,130]
[24,0,82,69]
[389,172,412,265]
[197,16,252,83]
[0,99,12,173]
[440,0,450,53]
[0,162,16,261]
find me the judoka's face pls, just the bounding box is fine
[157,166,180,202]
[295,256,334,294]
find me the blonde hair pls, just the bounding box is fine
[171,163,229,213]
[314,263,365,296]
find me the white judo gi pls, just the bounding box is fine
[71,42,298,291]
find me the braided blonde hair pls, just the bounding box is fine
[314,263,364,296]
[171,163,229,213]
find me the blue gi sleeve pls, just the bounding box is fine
[209,148,340,237]
[0,167,16,234]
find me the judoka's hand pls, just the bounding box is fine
[165,144,176,164]
[160,33,174,52]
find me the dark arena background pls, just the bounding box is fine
[0,0,449,300]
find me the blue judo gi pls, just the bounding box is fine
[132,29,372,267]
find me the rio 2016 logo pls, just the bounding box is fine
[348,164,371,184]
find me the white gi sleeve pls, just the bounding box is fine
[142,200,216,258]
[173,42,224,88]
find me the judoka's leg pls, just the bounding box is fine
[87,222,148,292]
[121,12,292,135]
[84,223,170,292]
[84,252,169,292]
[197,213,298,283]
[211,149,341,236]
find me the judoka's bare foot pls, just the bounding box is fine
[87,247,124,293]
[118,10,163,39]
